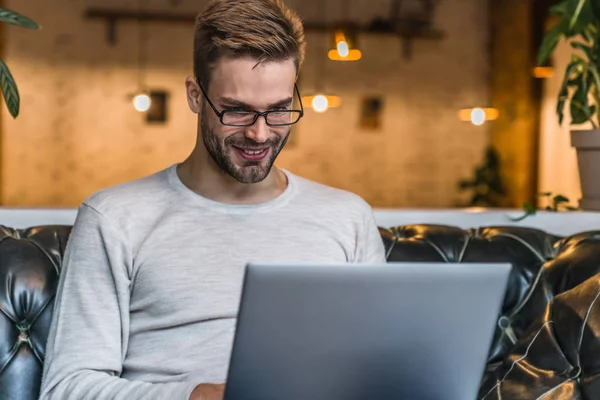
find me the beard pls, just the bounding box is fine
[201,107,290,183]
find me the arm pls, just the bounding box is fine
[39,203,201,400]
[354,205,387,263]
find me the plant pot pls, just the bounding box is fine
[571,129,600,210]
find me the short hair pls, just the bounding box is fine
[193,0,306,89]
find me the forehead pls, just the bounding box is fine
[209,57,297,108]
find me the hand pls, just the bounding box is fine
[189,383,225,400]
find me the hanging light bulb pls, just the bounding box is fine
[133,92,151,112]
[337,40,349,58]
[312,95,329,113]
[458,107,499,125]
[470,108,486,125]
[328,29,361,61]
[302,94,342,112]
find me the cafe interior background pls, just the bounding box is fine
[0,0,580,210]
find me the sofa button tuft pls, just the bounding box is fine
[568,366,582,380]
[498,316,510,329]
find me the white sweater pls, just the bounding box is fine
[38,164,386,400]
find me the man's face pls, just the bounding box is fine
[198,57,297,184]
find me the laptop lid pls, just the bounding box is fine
[224,262,511,400]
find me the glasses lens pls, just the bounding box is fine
[222,111,256,126]
[266,111,301,125]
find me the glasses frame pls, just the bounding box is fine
[196,78,304,127]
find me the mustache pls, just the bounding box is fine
[225,137,281,148]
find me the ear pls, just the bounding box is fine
[185,76,202,114]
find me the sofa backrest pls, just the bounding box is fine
[0,225,72,400]
[374,208,600,236]
[380,223,600,386]
[2,208,600,399]
[0,207,598,237]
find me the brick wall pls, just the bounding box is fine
[1,0,490,207]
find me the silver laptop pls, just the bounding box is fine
[223,261,511,400]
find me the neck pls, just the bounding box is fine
[177,146,288,205]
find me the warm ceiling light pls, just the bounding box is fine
[532,66,554,78]
[458,108,499,125]
[133,93,151,112]
[328,30,361,61]
[302,95,342,112]
[328,49,362,61]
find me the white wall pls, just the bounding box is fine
[538,39,585,206]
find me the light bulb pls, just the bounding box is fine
[312,95,329,113]
[470,108,486,126]
[337,41,349,57]
[133,94,151,112]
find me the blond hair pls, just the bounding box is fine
[193,0,306,88]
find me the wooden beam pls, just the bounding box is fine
[488,0,550,208]
[84,8,445,46]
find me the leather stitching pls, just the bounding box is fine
[423,238,450,262]
[25,236,60,276]
[536,379,574,399]
[576,286,600,365]
[480,320,554,399]
[494,233,547,263]
[457,234,471,262]
[509,263,548,318]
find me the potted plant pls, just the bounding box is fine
[538,0,600,210]
[0,8,38,119]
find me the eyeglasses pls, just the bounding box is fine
[196,78,304,127]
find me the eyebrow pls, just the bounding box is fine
[219,97,294,110]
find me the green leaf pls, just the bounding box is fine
[508,202,537,221]
[0,60,20,118]
[571,41,594,60]
[550,0,574,17]
[539,192,553,197]
[538,24,564,65]
[570,98,593,124]
[569,0,597,36]
[588,63,600,91]
[547,0,596,38]
[557,94,567,125]
[570,0,587,30]
[553,194,570,203]
[0,8,38,30]
[523,202,536,214]
[591,0,600,19]
[557,59,585,124]
[582,25,597,43]
[570,67,596,124]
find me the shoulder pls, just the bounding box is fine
[81,165,174,223]
[287,171,374,221]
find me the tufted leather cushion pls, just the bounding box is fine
[2,222,600,400]
[477,231,600,399]
[380,224,600,399]
[0,226,71,400]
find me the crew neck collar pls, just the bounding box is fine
[166,163,296,213]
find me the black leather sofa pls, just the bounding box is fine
[2,222,600,399]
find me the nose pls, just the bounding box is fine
[245,115,270,143]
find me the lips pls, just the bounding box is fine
[233,146,269,162]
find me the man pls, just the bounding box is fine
[39,0,386,399]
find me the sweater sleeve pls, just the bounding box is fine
[38,203,199,400]
[354,203,387,263]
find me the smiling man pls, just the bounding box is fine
[38,1,386,400]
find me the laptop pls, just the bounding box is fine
[223,261,511,400]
